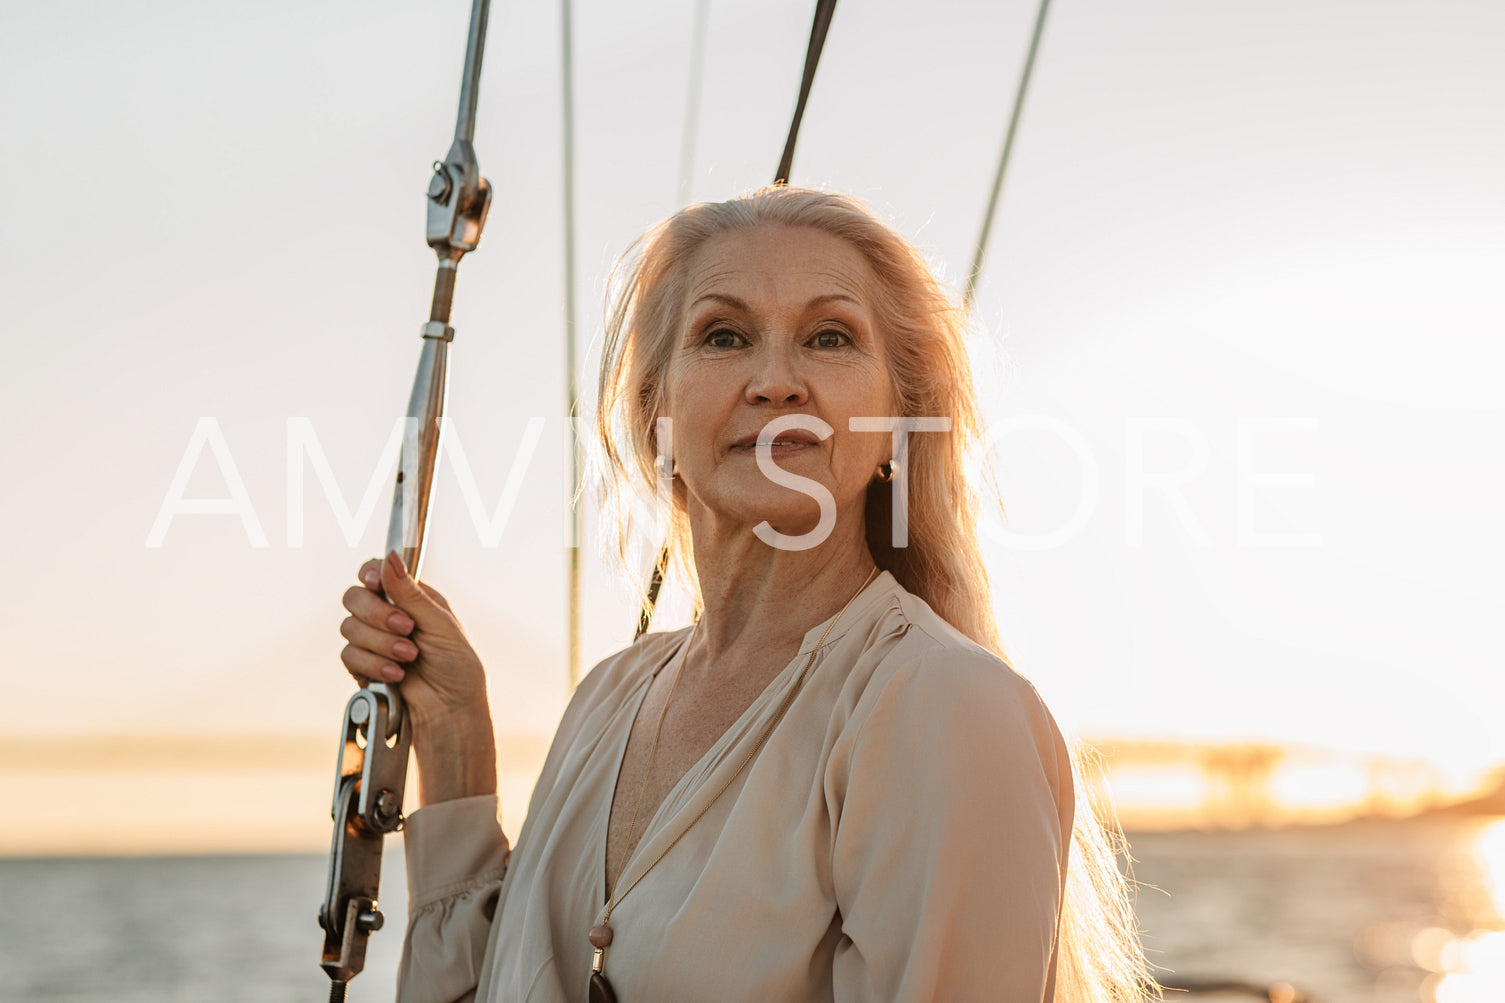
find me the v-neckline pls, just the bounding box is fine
[595,571,891,910]
[598,634,687,906]
[598,628,798,908]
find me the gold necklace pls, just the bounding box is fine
[587,566,880,1003]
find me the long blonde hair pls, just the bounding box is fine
[596,186,1159,1002]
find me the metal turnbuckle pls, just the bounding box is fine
[318,683,412,985]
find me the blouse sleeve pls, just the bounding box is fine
[396,794,511,1003]
[829,648,1073,1002]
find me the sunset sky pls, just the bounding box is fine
[2,0,1502,853]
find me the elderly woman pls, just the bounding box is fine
[340,187,1152,1002]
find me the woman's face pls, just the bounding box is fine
[662,223,896,544]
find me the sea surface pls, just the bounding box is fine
[1,818,1499,1002]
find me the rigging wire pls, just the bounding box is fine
[962,0,1052,313]
[775,0,839,186]
[677,0,712,204]
[562,0,583,686]
[639,0,718,640]
[635,0,842,640]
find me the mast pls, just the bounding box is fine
[561,0,583,688]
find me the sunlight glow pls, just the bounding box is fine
[1474,819,1505,921]
[1268,762,1368,810]
[1103,766,1208,809]
[1418,822,1505,1003]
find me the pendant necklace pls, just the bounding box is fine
[587,566,879,1003]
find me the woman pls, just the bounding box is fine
[340,186,1156,1002]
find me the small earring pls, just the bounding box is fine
[875,460,894,483]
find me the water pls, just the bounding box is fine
[0,819,1498,1002]
[0,851,408,1003]
[1129,820,1502,1002]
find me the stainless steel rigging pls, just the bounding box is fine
[318,1,493,995]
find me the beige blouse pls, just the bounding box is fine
[397,572,1073,1002]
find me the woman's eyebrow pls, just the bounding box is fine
[689,292,862,312]
[805,293,861,311]
[689,292,749,312]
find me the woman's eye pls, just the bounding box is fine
[705,328,740,348]
[813,329,848,349]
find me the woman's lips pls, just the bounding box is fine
[728,428,822,455]
[728,439,816,455]
[730,427,821,450]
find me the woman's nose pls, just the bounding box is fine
[745,344,808,405]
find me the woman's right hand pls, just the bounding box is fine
[340,551,497,804]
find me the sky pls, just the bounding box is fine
[2,0,1503,849]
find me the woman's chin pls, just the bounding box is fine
[696,494,834,542]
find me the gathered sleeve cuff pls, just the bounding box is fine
[397,794,511,1003]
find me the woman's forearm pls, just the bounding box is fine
[413,708,499,807]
